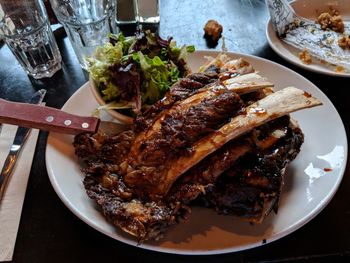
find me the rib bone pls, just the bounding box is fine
[224,73,274,94]
[152,87,322,196]
[129,74,272,163]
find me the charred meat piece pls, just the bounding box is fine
[167,115,295,205]
[168,137,253,204]
[124,88,245,199]
[198,121,304,223]
[134,72,218,132]
[84,174,190,241]
[75,134,190,241]
[134,58,260,133]
[74,130,135,164]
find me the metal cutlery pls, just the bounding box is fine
[0,89,46,202]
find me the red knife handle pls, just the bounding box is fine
[0,98,100,135]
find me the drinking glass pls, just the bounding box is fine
[49,0,117,70]
[0,0,62,79]
[117,0,137,25]
[116,0,160,27]
[135,0,159,24]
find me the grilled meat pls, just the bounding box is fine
[125,86,320,198]
[134,72,219,133]
[73,57,322,241]
[134,57,266,132]
[75,130,190,241]
[84,174,190,241]
[123,88,245,199]
[195,117,304,223]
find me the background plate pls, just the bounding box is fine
[46,50,347,255]
[266,0,350,77]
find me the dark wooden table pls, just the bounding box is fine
[1,0,349,262]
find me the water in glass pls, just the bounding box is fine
[49,0,117,70]
[0,0,62,79]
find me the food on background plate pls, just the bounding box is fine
[338,35,350,49]
[87,30,195,118]
[316,8,344,33]
[74,53,322,242]
[315,8,350,51]
[204,19,223,42]
[267,0,350,73]
[299,49,312,64]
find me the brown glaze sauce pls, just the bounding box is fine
[219,72,239,81]
[303,91,312,98]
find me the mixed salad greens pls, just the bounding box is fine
[87,30,195,116]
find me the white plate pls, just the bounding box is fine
[266,0,350,77]
[46,50,347,255]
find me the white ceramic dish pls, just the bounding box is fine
[89,76,134,124]
[46,50,347,255]
[266,0,350,77]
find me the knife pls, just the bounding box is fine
[0,89,46,203]
[0,98,130,135]
[0,97,101,134]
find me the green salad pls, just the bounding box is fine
[87,31,195,116]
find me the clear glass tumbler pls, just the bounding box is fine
[134,0,159,24]
[0,0,62,79]
[117,0,137,25]
[49,0,117,70]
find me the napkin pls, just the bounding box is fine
[0,124,40,262]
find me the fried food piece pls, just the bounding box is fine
[204,19,223,42]
[299,49,312,64]
[316,10,344,33]
[338,35,350,49]
[330,15,345,33]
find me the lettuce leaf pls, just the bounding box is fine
[87,31,195,113]
[87,42,124,101]
[133,52,180,104]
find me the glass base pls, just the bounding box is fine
[27,61,62,79]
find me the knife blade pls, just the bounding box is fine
[0,89,46,203]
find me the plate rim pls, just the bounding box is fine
[45,49,348,255]
[265,0,350,78]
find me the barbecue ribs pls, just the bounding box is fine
[73,56,322,241]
